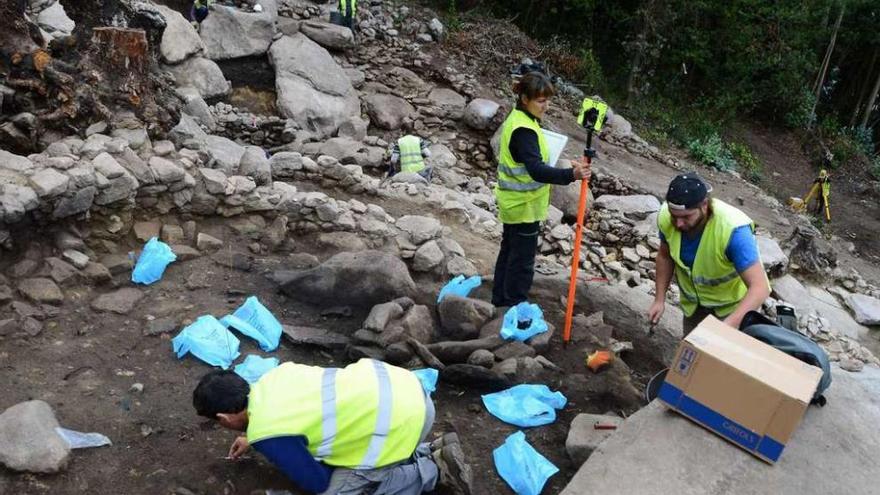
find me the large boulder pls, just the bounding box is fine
[275,250,417,308]
[438,295,495,341]
[0,400,70,473]
[845,293,880,326]
[428,88,466,120]
[561,365,880,495]
[551,172,595,218]
[463,98,500,130]
[396,215,442,244]
[299,21,355,51]
[205,135,246,175]
[757,234,789,275]
[156,5,205,64]
[269,34,360,137]
[239,146,272,186]
[593,194,661,220]
[165,57,230,99]
[772,274,868,339]
[364,93,415,130]
[199,0,278,60]
[37,1,74,37]
[427,144,457,169]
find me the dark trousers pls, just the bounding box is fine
[492,222,540,307]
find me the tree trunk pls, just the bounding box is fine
[859,57,880,129]
[808,2,845,128]
[850,48,879,127]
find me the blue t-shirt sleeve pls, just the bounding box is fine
[252,436,332,494]
[725,225,760,272]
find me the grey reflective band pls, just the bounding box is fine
[360,360,393,468]
[498,164,529,177]
[316,367,338,459]
[497,179,544,192]
[692,270,739,286]
[680,290,699,302]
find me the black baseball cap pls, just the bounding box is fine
[666,172,712,210]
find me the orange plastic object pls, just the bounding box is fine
[586,350,613,373]
[563,157,592,344]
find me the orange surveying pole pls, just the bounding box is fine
[563,102,603,345]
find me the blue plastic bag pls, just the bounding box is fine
[437,275,482,303]
[172,315,241,369]
[413,368,439,395]
[132,237,176,285]
[500,302,548,342]
[493,431,558,495]
[220,296,283,352]
[234,355,280,384]
[482,384,567,427]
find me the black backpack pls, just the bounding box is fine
[740,311,831,406]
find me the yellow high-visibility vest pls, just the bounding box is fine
[398,135,426,173]
[658,199,764,317]
[494,109,551,224]
[246,359,426,469]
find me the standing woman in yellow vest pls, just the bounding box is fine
[492,72,590,307]
[648,173,770,335]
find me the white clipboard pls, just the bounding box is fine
[541,129,569,168]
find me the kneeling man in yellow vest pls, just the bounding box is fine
[648,173,771,335]
[193,358,438,494]
[388,134,432,181]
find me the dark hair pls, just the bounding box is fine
[192,370,250,418]
[514,71,556,103]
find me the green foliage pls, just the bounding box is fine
[445,0,463,32]
[687,133,737,171]
[729,142,764,183]
[871,156,880,180]
[577,48,604,92]
[784,86,817,129]
[842,126,876,156]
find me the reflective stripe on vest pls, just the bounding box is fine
[246,359,426,469]
[398,135,425,174]
[494,108,551,223]
[658,199,762,317]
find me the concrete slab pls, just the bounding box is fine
[561,365,880,495]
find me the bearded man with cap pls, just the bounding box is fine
[648,172,771,335]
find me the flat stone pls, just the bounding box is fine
[148,156,185,184]
[100,254,133,276]
[61,250,89,269]
[467,349,495,368]
[44,258,79,286]
[144,317,178,336]
[133,221,161,243]
[170,245,200,262]
[82,263,112,284]
[493,341,536,361]
[0,400,70,473]
[29,168,69,198]
[440,364,510,392]
[91,288,144,314]
[0,285,12,304]
[10,259,39,278]
[197,233,224,251]
[282,325,351,349]
[845,293,880,326]
[18,278,63,305]
[593,194,661,220]
[426,335,507,364]
[91,152,126,179]
[773,275,869,339]
[565,413,625,467]
[396,215,442,244]
[561,366,880,495]
[363,302,404,332]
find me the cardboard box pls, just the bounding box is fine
[658,316,823,463]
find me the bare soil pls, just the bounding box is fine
[0,211,649,495]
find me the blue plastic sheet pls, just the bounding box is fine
[234,355,280,384]
[493,431,558,495]
[437,275,482,303]
[482,384,567,427]
[413,368,439,395]
[500,302,548,342]
[131,237,176,285]
[172,315,241,369]
[220,296,283,352]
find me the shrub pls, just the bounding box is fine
[687,133,737,171]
